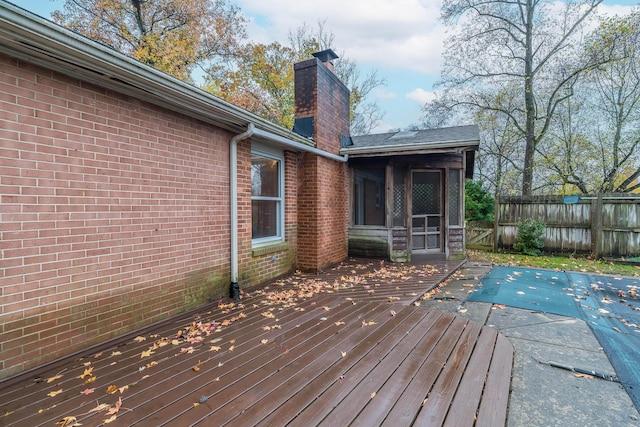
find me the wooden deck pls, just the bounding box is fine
[1,259,513,426]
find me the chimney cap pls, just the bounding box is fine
[312,49,339,64]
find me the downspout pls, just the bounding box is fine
[229,123,255,300]
[229,123,348,300]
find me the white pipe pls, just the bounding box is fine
[251,127,348,163]
[229,124,255,298]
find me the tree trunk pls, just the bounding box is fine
[522,0,535,196]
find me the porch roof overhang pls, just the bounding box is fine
[340,125,480,159]
[0,1,319,152]
[339,140,479,158]
[342,125,480,179]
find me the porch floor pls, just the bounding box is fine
[1,258,513,426]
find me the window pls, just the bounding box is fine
[251,147,284,244]
[353,168,385,226]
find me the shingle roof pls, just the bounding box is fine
[343,125,480,157]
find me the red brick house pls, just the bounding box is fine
[0,3,477,378]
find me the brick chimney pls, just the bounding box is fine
[293,50,350,271]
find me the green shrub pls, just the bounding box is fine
[465,180,494,222]
[513,219,546,256]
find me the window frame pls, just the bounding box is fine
[251,144,285,246]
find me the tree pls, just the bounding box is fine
[205,42,298,129]
[205,21,386,135]
[53,0,247,82]
[474,87,526,196]
[583,13,640,193]
[536,12,640,194]
[433,0,605,195]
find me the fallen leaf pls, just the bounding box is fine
[56,416,81,426]
[192,366,200,372]
[79,367,94,379]
[106,397,122,415]
[261,339,269,344]
[103,414,117,424]
[89,403,111,413]
[574,373,594,379]
[80,388,95,395]
[209,346,221,352]
[322,306,331,311]
[106,385,118,394]
[334,321,345,326]
[111,351,122,357]
[84,376,97,384]
[140,350,154,358]
[47,389,63,397]
[118,385,129,394]
[47,374,63,383]
[370,392,376,399]
[134,336,146,342]
[228,345,235,352]
[341,351,347,358]
[390,310,396,317]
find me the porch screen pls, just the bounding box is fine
[353,168,385,226]
[448,169,461,226]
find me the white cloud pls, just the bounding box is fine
[406,88,436,105]
[374,88,396,100]
[236,0,445,74]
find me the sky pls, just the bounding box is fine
[5,0,639,133]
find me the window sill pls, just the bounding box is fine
[251,241,290,257]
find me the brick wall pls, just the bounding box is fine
[294,58,350,270]
[0,54,298,377]
[235,146,298,286]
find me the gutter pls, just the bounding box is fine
[229,125,348,300]
[340,139,480,156]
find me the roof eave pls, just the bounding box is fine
[340,139,480,158]
[0,2,315,148]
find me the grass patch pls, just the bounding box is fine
[467,249,640,277]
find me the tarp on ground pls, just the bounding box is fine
[468,266,640,411]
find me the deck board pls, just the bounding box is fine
[1,259,513,427]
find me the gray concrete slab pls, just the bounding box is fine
[419,261,640,426]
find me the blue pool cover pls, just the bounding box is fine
[468,266,640,410]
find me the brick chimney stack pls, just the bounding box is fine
[293,49,351,271]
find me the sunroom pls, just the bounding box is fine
[342,126,480,262]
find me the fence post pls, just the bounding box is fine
[493,194,500,252]
[590,194,602,258]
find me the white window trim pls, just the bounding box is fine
[251,144,285,247]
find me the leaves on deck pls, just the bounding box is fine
[20,260,444,425]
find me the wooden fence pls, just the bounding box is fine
[466,194,640,259]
